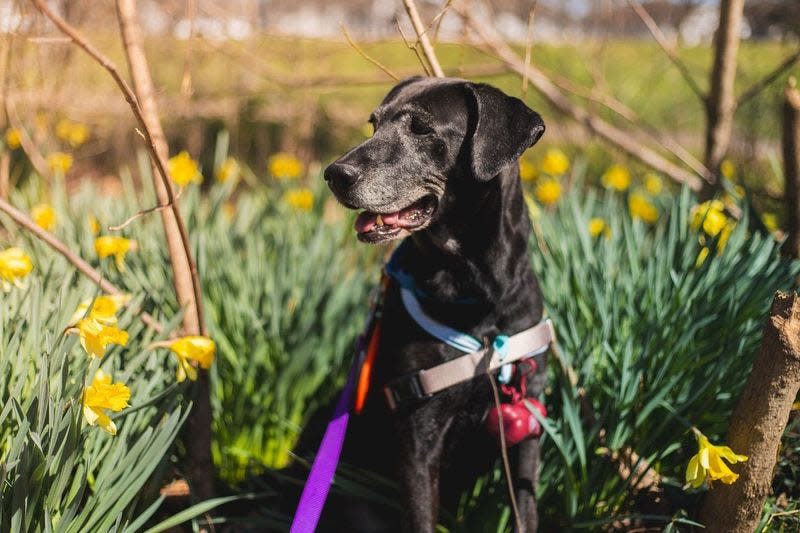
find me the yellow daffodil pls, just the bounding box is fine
[691,200,728,237]
[720,160,736,181]
[534,177,561,206]
[4,128,21,149]
[588,217,611,238]
[70,293,132,325]
[71,317,129,358]
[56,119,89,148]
[215,157,240,183]
[762,212,778,233]
[159,336,216,382]
[31,203,56,232]
[601,164,631,192]
[222,202,236,220]
[685,428,747,488]
[88,214,101,236]
[519,159,537,182]
[0,247,33,291]
[628,192,658,224]
[268,152,304,180]
[95,236,135,271]
[283,188,314,212]
[540,148,569,176]
[644,173,663,195]
[82,369,130,435]
[168,151,202,187]
[47,152,73,175]
[696,246,710,267]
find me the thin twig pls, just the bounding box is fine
[485,372,523,533]
[401,0,445,77]
[109,187,184,231]
[0,196,163,333]
[738,49,800,107]
[430,0,454,45]
[456,1,710,190]
[29,0,206,336]
[396,18,432,77]
[340,24,399,82]
[522,3,537,97]
[628,0,706,101]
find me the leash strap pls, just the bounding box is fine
[290,361,358,533]
[399,287,482,353]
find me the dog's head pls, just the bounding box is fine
[324,77,545,243]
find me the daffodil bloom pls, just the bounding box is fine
[283,188,314,212]
[162,336,216,382]
[71,317,129,358]
[82,369,130,435]
[519,159,537,182]
[644,173,663,195]
[628,192,658,224]
[216,157,240,183]
[56,119,89,148]
[601,164,631,192]
[168,151,202,187]
[534,177,561,206]
[762,213,778,233]
[720,160,736,181]
[691,200,728,237]
[95,236,135,270]
[47,152,73,174]
[588,217,610,238]
[268,152,304,180]
[31,203,56,231]
[4,127,21,149]
[0,247,33,291]
[696,246,710,267]
[540,148,569,176]
[685,428,747,488]
[70,294,132,325]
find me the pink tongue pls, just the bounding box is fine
[354,210,401,233]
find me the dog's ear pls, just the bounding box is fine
[465,82,545,181]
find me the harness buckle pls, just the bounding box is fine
[383,372,429,411]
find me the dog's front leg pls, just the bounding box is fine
[395,412,449,533]
[514,437,541,532]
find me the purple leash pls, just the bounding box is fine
[290,345,361,532]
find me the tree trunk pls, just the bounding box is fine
[115,0,214,501]
[699,292,800,532]
[704,0,745,185]
[783,78,800,259]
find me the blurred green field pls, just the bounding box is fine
[14,35,798,158]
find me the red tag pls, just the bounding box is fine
[485,398,546,446]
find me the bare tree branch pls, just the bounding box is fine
[0,196,163,333]
[456,3,710,191]
[704,0,745,179]
[402,0,445,77]
[396,17,432,77]
[113,0,213,501]
[700,292,800,532]
[628,0,706,101]
[522,3,537,97]
[341,24,399,81]
[738,49,800,108]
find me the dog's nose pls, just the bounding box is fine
[324,163,361,189]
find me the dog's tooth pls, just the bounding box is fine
[376,214,383,227]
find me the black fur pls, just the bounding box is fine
[322,77,547,532]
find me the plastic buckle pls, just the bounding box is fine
[383,372,428,410]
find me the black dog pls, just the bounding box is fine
[324,77,547,532]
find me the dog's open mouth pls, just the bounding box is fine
[354,196,437,243]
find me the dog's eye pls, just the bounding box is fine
[409,116,433,136]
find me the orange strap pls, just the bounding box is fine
[354,321,381,414]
